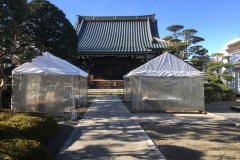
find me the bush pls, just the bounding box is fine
[204,83,236,102]
[0,139,51,160]
[204,84,221,103]
[214,84,236,101]
[0,110,58,159]
[0,111,58,143]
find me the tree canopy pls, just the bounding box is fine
[1,0,78,63]
[189,45,208,71]
[163,24,205,61]
[0,0,29,109]
[24,0,78,63]
[0,0,28,57]
[166,24,184,39]
[206,53,234,83]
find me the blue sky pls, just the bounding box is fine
[36,0,240,56]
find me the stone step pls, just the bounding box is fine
[87,89,124,95]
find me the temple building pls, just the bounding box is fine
[74,14,170,88]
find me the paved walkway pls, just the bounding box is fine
[54,95,234,160]
[205,101,240,125]
[54,95,166,160]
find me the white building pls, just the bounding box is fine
[219,38,240,94]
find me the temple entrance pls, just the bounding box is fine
[87,56,143,88]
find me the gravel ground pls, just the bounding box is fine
[141,123,240,160]
[141,100,240,160]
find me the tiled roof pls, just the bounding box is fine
[75,15,170,53]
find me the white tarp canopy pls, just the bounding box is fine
[124,52,203,78]
[123,52,204,112]
[13,52,88,77]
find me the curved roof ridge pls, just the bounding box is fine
[77,14,156,21]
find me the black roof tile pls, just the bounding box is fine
[75,14,169,53]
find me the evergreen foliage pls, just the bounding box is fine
[0,139,51,160]
[163,24,205,61]
[0,0,78,64]
[0,0,28,52]
[0,110,57,160]
[24,0,78,63]
[206,53,234,83]
[204,53,236,102]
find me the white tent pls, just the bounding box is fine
[13,52,88,76]
[124,52,204,112]
[11,52,88,116]
[124,52,202,77]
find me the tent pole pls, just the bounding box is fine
[137,76,141,112]
[139,76,141,92]
[71,76,75,120]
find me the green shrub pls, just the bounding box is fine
[204,83,236,102]
[212,83,236,101]
[0,111,58,159]
[204,84,221,102]
[0,138,51,160]
[0,111,58,143]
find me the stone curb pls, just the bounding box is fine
[206,112,240,126]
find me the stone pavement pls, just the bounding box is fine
[54,95,234,160]
[54,95,166,160]
[205,101,240,125]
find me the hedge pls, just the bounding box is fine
[0,139,51,160]
[0,110,58,160]
[204,83,236,102]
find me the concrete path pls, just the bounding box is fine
[54,95,234,160]
[54,95,166,160]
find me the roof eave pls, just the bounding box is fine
[76,14,156,21]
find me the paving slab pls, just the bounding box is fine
[54,95,166,160]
